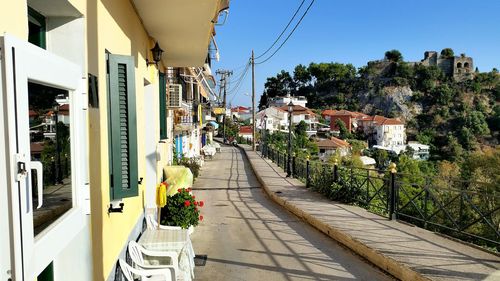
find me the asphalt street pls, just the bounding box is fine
[190,145,394,281]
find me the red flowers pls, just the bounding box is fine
[199,201,204,207]
[184,200,191,207]
[178,188,182,193]
[199,215,204,221]
[187,187,192,192]
[194,201,198,206]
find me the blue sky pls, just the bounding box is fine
[212,0,500,107]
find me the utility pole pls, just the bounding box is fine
[251,50,256,151]
[216,69,232,143]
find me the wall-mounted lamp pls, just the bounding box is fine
[147,42,164,66]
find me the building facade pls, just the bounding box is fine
[0,1,228,280]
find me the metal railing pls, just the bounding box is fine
[261,144,500,251]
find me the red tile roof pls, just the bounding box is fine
[279,105,316,116]
[364,115,404,125]
[316,137,350,148]
[231,106,250,113]
[321,109,337,116]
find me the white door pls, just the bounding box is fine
[1,35,86,280]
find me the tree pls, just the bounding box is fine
[293,64,311,87]
[461,111,490,136]
[335,119,351,139]
[258,92,268,110]
[440,48,455,58]
[294,120,308,137]
[384,49,403,62]
[442,135,463,161]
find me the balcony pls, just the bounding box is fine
[132,0,229,67]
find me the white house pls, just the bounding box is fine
[279,104,320,136]
[256,107,286,133]
[359,115,406,148]
[407,142,430,160]
[268,94,308,108]
[316,137,351,161]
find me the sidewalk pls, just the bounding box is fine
[240,145,500,281]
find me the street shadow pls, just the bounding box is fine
[197,145,393,281]
[247,147,500,281]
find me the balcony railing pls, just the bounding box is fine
[260,144,500,251]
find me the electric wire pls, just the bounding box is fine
[229,64,251,104]
[227,61,251,94]
[255,0,315,65]
[254,0,306,60]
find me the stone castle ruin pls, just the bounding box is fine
[420,51,474,81]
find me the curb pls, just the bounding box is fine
[239,146,432,281]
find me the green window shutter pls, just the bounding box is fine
[107,54,138,200]
[159,72,167,139]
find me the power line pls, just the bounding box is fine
[255,0,315,65]
[229,64,251,103]
[227,62,251,94]
[254,0,306,60]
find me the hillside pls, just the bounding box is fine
[259,49,500,161]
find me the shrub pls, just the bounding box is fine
[160,188,204,229]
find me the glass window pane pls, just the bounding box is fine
[28,82,72,236]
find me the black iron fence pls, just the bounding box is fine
[261,144,500,251]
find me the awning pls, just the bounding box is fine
[207,121,219,129]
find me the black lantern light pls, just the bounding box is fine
[147,42,164,66]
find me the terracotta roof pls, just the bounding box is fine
[381,118,404,125]
[279,105,316,116]
[30,142,44,154]
[231,106,250,113]
[321,109,337,116]
[58,104,70,116]
[316,137,350,148]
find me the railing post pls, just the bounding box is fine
[306,156,310,188]
[389,163,397,220]
[333,159,339,183]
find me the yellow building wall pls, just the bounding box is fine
[87,0,163,279]
[0,0,28,38]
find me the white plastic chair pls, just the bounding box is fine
[128,241,179,276]
[145,215,195,278]
[119,259,174,281]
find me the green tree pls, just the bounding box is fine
[293,64,311,87]
[294,120,308,137]
[440,48,455,58]
[384,49,403,62]
[335,119,351,139]
[461,111,490,136]
[443,135,464,161]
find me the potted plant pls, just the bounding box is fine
[160,188,204,230]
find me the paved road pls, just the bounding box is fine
[191,145,394,281]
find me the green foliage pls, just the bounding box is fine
[440,48,455,58]
[384,49,403,62]
[347,139,366,155]
[258,50,499,164]
[335,119,351,139]
[161,188,203,229]
[294,120,308,136]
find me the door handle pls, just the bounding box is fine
[30,161,43,209]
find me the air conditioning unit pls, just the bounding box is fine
[168,84,182,108]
